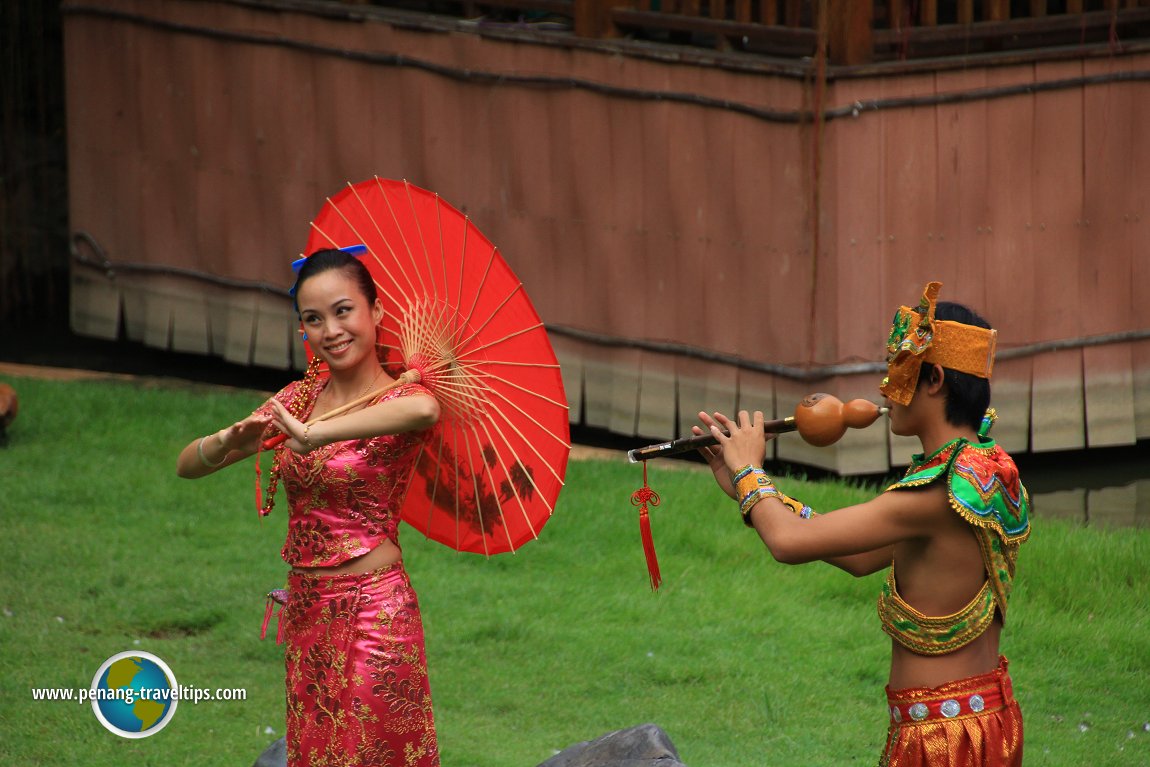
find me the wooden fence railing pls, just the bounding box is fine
[339,0,1150,64]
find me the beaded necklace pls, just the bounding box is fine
[259,361,382,517]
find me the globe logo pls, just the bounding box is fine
[90,651,179,738]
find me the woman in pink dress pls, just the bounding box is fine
[177,248,441,766]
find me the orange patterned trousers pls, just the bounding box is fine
[881,656,1022,766]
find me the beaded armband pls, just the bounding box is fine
[777,492,815,519]
[732,465,780,526]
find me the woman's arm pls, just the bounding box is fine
[270,392,439,453]
[176,409,275,479]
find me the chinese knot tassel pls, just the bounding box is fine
[631,462,662,590]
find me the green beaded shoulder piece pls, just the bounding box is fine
[886,438,1030,543]
[885,434,1031,623]
[885,437,963,492]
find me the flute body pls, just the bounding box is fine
[627,418,796,463]
[625,394,889,463]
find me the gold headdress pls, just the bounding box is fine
[879,282,997,406]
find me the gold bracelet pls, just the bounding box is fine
[197,434,227,468]
[301,424,313,449]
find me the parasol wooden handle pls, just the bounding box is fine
[626,393,888,463]
[261,369,421,449]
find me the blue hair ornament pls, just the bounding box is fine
[289,244,369,295]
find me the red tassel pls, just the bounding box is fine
[630,463,662,590]
[260,596,275,641]
[262,589,289,643]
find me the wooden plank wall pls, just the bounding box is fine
[62,0,1150,473]
[811,60,1149,470]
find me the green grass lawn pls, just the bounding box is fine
[1,374,1148,766]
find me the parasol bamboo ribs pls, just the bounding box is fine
[627,393,889,463]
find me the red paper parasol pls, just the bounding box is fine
[300,177,570,555]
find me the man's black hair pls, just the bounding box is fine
[917,301,992,433]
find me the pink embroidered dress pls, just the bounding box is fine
[270,378,440,767]
[277,380,427,569]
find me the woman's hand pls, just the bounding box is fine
[268,398,314,454]
[708,409,772,474]
[176,405,274,479]
[218,407,276,454]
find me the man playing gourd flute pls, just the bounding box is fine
[696,282,1029,766]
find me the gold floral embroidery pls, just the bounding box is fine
[284,568,437,766]
[278,384,429,568]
